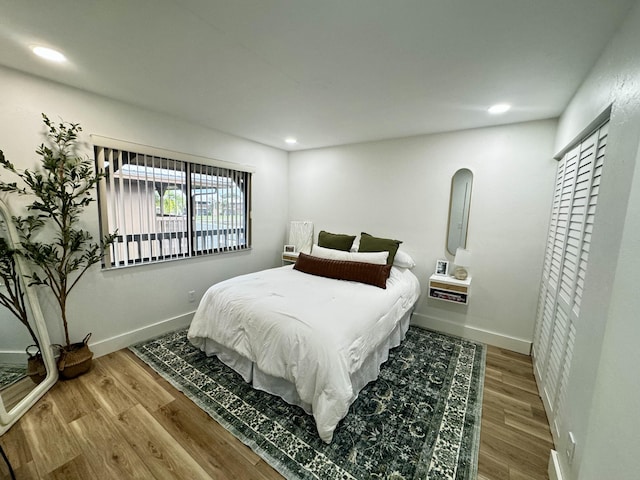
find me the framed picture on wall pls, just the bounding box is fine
[284,244,296,253]
[435,259,449,276]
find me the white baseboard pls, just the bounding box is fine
[89,311,195,358]
[0,351,27,364]
[411,312,532,354]
[548,450,565,480]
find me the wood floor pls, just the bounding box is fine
[1,377,37,412]
[479,347,554,480]
[0,345,553,479]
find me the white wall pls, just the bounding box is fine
[0,311,33,363]
[0,66,289,355]
[552,1,640,478]
[289,120,558,353]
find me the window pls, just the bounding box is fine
[93,139,252,268]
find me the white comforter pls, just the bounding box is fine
[187,264,421,442]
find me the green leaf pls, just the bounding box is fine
[1,113,112,347]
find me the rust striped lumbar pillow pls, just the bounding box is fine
[293,252,392,289]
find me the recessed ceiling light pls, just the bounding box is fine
[285,137,297,145]
[31,46,67,63]
[488,103,511,114]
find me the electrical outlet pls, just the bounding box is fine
[566,431,576,465]
[188,290,196,303]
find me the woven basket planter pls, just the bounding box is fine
[58,333,93,379]
[26,345,46,384]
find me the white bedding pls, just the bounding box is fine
[187,264,421,442]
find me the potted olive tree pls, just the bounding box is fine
[0,114,114,378]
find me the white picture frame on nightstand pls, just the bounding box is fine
[435,259,449,276]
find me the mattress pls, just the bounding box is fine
[188,264,421,442]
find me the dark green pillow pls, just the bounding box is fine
[358,232,402,266]
[317,230,356,251]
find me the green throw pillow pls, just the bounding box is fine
[358,232,402,266]
[317,230,356,251]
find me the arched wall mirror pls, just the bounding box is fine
[0,198,57,435]
[446,168,473,255]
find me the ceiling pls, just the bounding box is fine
[0,0,636,151]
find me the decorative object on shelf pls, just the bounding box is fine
[435,259,449,276]
[284,244,296,253]
[428,274,471,305]
[288,221,313,254]
[453,247,471,280]
[0,114,115,379]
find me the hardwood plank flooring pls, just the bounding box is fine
[1,378,36,412]
[479,347,554,480]
[0,345,553,479]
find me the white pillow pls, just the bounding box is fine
[393,249,416,269]
[311,244,389,265]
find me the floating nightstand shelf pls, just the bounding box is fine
[428,274,471,305]
[282,251,299,265]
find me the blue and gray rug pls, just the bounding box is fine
[130,326,485,479]
[0,364,26,390]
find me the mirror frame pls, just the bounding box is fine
[446,168,473,255]
[0,198,58,434]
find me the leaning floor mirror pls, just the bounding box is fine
[0,198,57,435]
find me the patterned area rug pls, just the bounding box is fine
[130,326,485,479]
[0,364,26,390]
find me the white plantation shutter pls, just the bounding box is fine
[533,154,567,365]
[573,133,606,316]
[545,306,569,404]
[553,322,576,438]
[533,144,577,378]
[532,120,609,442]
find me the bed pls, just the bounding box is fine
[187,248,421,443]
